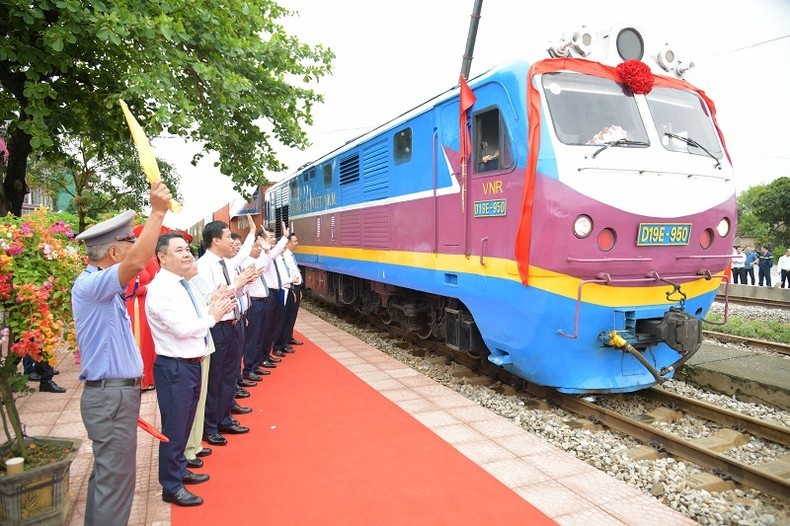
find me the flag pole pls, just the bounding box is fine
[459,0,484,81]
[458,0,483,214]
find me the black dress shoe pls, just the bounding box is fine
[218,424,249,434]
[39,381,66,393]
[237,378,256,388]
[243,372,262,382]
[196,447,212,457]
[163,487,203,507]
[203,433,227,446]
[235,388,250,399]
[231,404,252,414]
[266,356,281,363]
[259,361,277,368]
[253,369,271,376]
[288,338,304,345]
[28,372,42,381]
[183,471,210,484]
[186,457,203,469]
[282,346,295,353]
[272,350,286,357]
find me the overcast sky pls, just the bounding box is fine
[159,0,790,229]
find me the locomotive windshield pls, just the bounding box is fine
[542,72,649,146]
[646,88,723,160]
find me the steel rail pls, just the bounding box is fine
[523,383,790,502]
[715,294,789,309]
[641,388,790,446]
[703,330,790,356]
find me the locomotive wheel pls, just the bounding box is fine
[415,324,433,340]
[379,309,393,325]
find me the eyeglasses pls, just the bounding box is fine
[115,233,137,243]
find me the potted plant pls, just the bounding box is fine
[0,207,84,524]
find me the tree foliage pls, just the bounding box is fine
[0,0,334,215]
[27,137,181,232]
[736,177,790,248]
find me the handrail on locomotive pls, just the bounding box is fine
[558,267,733,383]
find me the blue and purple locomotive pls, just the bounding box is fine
[264,24,736,393]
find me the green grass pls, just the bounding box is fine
[703,313,790,344]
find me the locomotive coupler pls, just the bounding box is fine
[639,310,704,377]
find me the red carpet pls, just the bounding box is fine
[172,333,555,525]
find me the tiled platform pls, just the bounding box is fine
[16,311,694,525]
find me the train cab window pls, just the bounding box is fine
[393,127,412,165]
[289,178,298,199]
[474,109,511,173]
[646,88,723,160]
[542,72,649,146]
[323,163,333,188]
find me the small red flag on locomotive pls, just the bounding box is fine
[459,75,476,161]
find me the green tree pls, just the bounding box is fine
[0,1,333,216]
[737,178,790,248]
[27,137,181,232]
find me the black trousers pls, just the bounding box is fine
[34,360,56,382]
[273,288,296,351]
[758,267,772,287]
[205,320,244,435]
[262,290,282,358]
[287,284,302,340]
[242,298,268,374]
[153,356,200,494]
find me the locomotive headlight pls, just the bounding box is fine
[716,218,731,237]
[616,27,644,61]
[574,215,593,239]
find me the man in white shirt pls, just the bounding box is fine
[146,233,234,507]
[239,237,269,383]
[282,233,304,347]
[272,248,299,357]
[259,225,289,361]
[779,248,790,288]
[731,246,746,284]
[191,221,256,446]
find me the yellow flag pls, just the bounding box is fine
[119,99,182,213]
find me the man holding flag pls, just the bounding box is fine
[72,181,172,525]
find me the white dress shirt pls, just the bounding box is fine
[146,269,215,359]
[192,249,242,322]
[275,254,291,290]
[188,279,216,358]
[261,236,288,290]
[731,251,746,269]
[283,249,302,286]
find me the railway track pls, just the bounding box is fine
[715,294,789,309]
[317,302,790,502]
[367,314,790,502]
[524,383,790,502]
[703,330,790,356]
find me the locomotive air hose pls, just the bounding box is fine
[608,331,665,384]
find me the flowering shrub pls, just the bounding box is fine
[0,208,83,369]
[0,207,84,456]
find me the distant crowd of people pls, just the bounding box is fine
[69,182,306,524]
[731,245,790,288]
